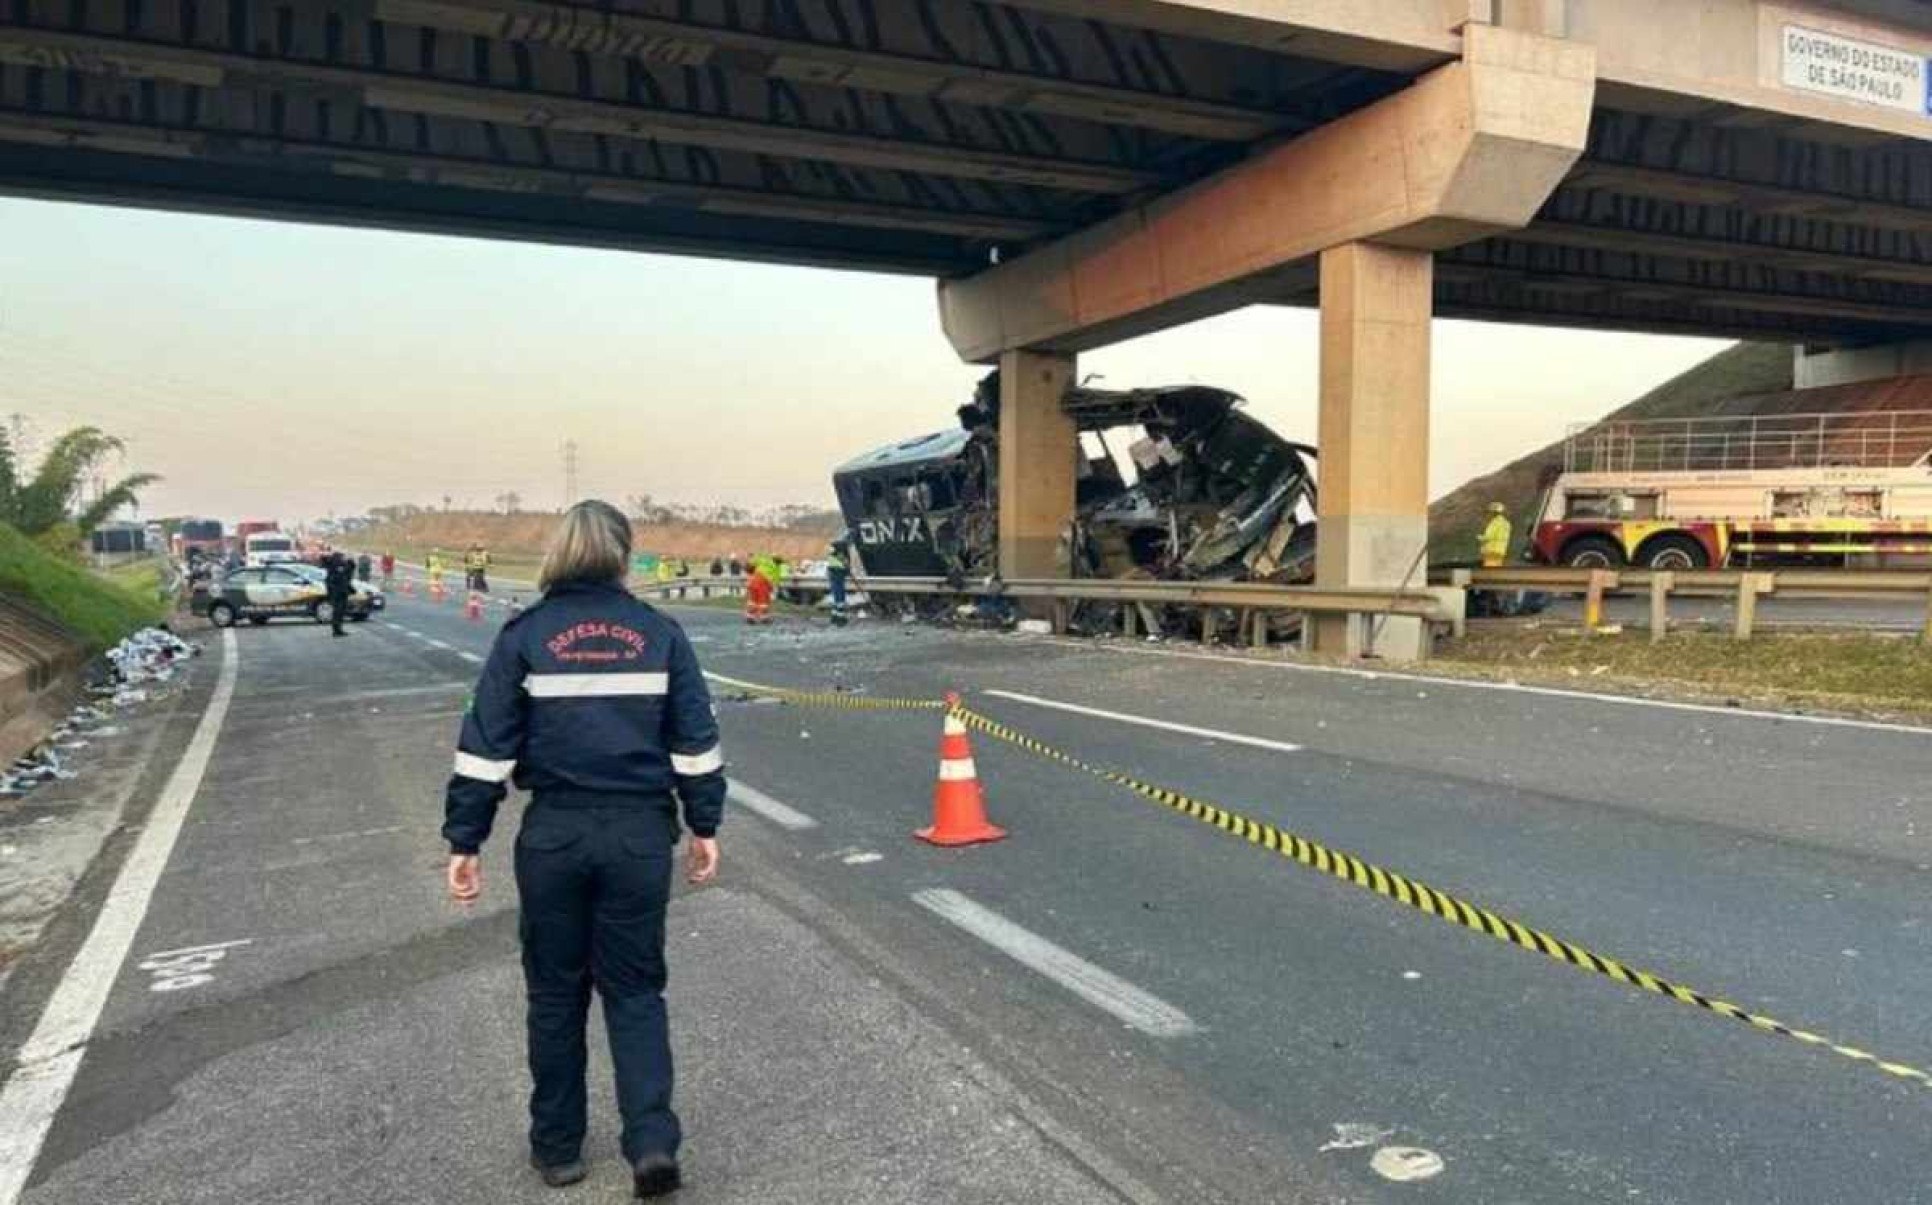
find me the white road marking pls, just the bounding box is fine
[1319,1123,1394,1153]
[911,889,1198,1038]
[842,851,884,865]
[426,639,453,651]
[983,689,1302,754]
[138,937,253,961]
[1371,1146,1445,1182]
[137,939,251,993]
[1080,641,1932,737]
[0,629,240,1205]
[456,651,483,664]
[290,825,408,847]
[727,779,818,831]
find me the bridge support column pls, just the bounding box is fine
[1311,241,1432,661]
[998,349,1079,579]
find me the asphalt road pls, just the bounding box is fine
[6,587,1932,1203]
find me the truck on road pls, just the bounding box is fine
[1531,410,1932,570]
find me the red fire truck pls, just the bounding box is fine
[1530,410,1932,570]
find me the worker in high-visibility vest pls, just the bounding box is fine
[427,550,447,592]
[744,561,774,625]
[465,544,492,593]
[1479,502,1513,568]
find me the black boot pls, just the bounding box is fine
[632,1154,682,1198]
[529,1154,587,1188]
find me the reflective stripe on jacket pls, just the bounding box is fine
[442,579,726,853]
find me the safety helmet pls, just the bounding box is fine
[1487,502,1506,514]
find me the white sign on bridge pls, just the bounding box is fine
[1781,24,1928,115]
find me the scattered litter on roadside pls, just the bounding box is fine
[3,626,200,803]
[1016,619,1053,635]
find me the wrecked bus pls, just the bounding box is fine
[832,372,1319,627]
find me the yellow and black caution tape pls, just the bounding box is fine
[704,672,946,713]
[949,702,1932,1090]
[699,668,1931,1089]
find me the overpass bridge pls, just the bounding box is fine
[1,0,1927,657]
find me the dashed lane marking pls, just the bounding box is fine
[727,779,819,831]
[912,888,1199,1038]
[0,629,240,1205]
[456,651,483,664]
[426,639,453,651]
[982,689,1302,754]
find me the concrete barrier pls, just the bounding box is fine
[0,595,90,766]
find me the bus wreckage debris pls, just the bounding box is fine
[833,371,1320,638]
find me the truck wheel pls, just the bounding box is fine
[208,601,237,628]
[1560,535,1624,569]
[1637,534,1709,571]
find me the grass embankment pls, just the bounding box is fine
[0,524,165,651]
[1433,627,1932,719]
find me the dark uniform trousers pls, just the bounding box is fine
[516,801,682,1166]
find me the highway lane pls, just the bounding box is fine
[385,589,1932,1201]
[9,588,1932,1202]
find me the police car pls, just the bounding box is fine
[193,564,385,628]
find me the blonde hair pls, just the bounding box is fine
[539,500,632,591]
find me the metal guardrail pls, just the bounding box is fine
[1439,565,1932,642]
[635,574,1464,655]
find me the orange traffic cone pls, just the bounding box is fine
[399,577,414,597]
[465,592,483,622]
[430,580,446,604]
[916,695,1005,847]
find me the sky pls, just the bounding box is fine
[0,196,1733,525]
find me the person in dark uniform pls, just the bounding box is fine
[322,550,354,637]
[825,539,851,627]
[443,499,724,1197]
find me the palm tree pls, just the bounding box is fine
[0,426,160,537]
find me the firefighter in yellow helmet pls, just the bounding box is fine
[1479,502,1513,568]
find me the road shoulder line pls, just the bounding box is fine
[1074,640,1932,736]
[0,629,240,1205]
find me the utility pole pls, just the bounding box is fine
[562,440,579,507]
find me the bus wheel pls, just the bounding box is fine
[1637,534,1708,571]
[1560,535,1624,569]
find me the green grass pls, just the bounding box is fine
[0,524,166,651]
[1435,626,1932,718]
[100,556,166,596]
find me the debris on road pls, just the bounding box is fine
[834,371,1319,639]
[2,627,198,801]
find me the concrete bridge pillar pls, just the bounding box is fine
[1311,241,1433,660]
[997,349,1078,579]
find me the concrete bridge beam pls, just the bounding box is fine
[948,23,1595,661]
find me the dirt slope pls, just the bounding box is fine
[1429,342,1794,562]
[357,512,836,563]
